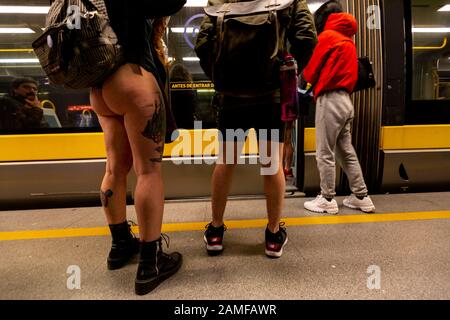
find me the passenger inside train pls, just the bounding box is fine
[0,77,48,130]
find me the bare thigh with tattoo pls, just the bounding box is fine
[100,64,166,171]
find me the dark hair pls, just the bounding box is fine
[169,64,193,82]
[314,1,344,34]
[11,77,38,90]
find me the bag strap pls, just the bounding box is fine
[215,3,231,64]
[282,0,297,54]
[268,0,279,59]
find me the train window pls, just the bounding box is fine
[0,1,325,133]
[0,0,96,134]
[167,3,217,129]
[411,0,450,100]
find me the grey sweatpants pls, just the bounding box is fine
[315,90,368,198]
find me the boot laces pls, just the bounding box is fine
[111,220,138,249]
[158,234,173,260]
[272,222,286,242]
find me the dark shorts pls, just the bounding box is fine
[216,94,285,143]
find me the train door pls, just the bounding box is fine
[380,0,450,192]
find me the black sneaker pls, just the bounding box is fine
[265,222,288,258]
[107,221,140,270]
[135,235,183,295]
[204,223,226,256]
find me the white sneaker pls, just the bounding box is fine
[304,195,339,214]
[343,194,376,213]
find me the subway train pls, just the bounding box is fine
[0,0,449,209]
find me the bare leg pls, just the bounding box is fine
[283,123,294,172]
[90,89,132,225]
[211,165,236,227]
[261,141,285,233]
[211,141,244,227]
[102,64,166,242]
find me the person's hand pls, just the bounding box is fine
[25,96,40,108]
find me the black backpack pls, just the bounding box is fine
[32,0,123,89]
[202,0,294,97]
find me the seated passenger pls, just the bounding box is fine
[0,78,48,130]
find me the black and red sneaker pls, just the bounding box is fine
[265,222,288,258]
[204,223,226,256]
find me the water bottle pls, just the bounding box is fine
[280,54,299,122]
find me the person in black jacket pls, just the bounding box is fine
[0,78,47,131]
[195,0,317,259]
[90,0,186,295]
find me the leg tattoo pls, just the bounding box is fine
[142,103,165,144]
[100,189,114,208]
[150,145,164,163]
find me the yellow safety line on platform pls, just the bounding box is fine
[1,210,450,241]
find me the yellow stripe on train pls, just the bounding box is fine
[0,129,260,162]
[1,125,450,162]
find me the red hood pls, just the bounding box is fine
[324,13,357,37]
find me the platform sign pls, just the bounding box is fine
[170,81,215,91]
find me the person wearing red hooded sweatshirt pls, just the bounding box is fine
[302,2,375,215]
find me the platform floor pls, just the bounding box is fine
[0,192,449,300]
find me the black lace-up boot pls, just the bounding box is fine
[107,221,140,270]
[135,235,183,295]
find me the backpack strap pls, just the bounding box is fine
[281,0,296,54]
[215,3,231,63]
[267,0,279,59]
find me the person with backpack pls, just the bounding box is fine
[302,1,376,215]
[86,1,186,295]
[195,0,317,258]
